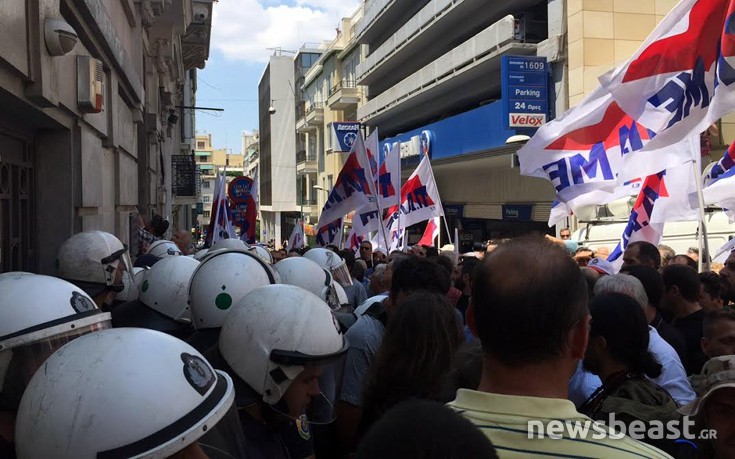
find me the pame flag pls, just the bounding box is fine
[288,220,305,250]
[608,158,699,266]
[385,154,444,232]
[316,134,377,231]
[702,142,735,221]
[418,217,440,247]
[519,88,696,225]
[205,168,237,247]
[607,172,668,268]
[600,0,735,152]
[346,228,365,252]
[606,158,703,269]
[316,218,342,247]
[377,143,401,209]
[351,205,382,240]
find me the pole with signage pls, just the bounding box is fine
[501,56,549,130]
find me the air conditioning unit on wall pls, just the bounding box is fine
[77,55,104,113]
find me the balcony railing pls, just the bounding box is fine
[296,102,306,121]
[172,154,197,196]
[298,196,318,206]
[329,80,357,97]
[296,150,317,163]
[305,102,324,115]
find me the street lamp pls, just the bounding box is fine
[505,134,531,144]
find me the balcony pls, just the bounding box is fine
[297,196,319,218]
[297,196,318,206]
[356,0,543,91]
[305,102,324,125]
[356,0,430,45]
[357,15,537,136]
[172,154,197,202]
[297,103,324,133]
[296,149,317,173]
[328,80,360,110]
[198,164,215,176]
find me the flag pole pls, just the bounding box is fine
[371,128,392,253]
[441,215,453,247]
[692,159,710,272]
[437,219,441,248]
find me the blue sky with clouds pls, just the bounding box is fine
[196,0,359,151]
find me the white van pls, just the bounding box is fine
[571,211,735,258]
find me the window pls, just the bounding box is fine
[203,196,211,203]
[197,141,205,149]
[203,181,211,189]
[203,211,211,218]
[301,53,319,69]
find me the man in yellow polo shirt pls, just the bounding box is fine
[448,236,672,458]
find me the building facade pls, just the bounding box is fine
[259,49,323,246]
[299,9,366,244]
[355,0,556,245]
[0,0,213,273]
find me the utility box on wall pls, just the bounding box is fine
[77,55,104,113]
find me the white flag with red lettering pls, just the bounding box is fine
[385,155,444,233]
[600,0,735,152]
[418,217,440,247]
[316,135,377,232]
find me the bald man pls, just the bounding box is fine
[172,229,193,255]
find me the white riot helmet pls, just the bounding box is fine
[303,248,353,287]
[210,238,250,252]
[15,328,246,459]
[140,256,199,322]
[115,267,146,302]
[188,249,277,330]
[147,239,182,258]
[192,248,210,261]
[219,284,349,424]
[57,230,134,297]
[0,274,111,410]
[111,257,200,338]
[275,257,343,309]
[249,245,273,264]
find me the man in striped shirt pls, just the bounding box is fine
[448,236,671,458]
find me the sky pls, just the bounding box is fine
[196,0,360,152]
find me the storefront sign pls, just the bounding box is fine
[444,204,464,218]
[502,204,534,221]
[332,122,361,152]
[501,56,549,130]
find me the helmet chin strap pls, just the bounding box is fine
[107,283,125,293]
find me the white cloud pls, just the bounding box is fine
[211,0,360,63]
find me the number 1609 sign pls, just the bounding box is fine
[501,56,549,130]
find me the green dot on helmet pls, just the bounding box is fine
[141,280,149,292]
[215,292,232,310]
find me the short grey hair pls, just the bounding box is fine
[371,263,389,283]
[593,274,649,310]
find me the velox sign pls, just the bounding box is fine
[501,55,549,130]
[509,113,546,128]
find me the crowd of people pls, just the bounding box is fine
[0,217,734,458]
